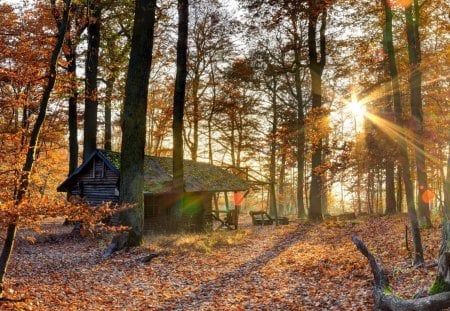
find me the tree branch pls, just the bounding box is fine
[352,235,450,311]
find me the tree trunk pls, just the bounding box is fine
[171,0,189,229]
[278,153,286,216]
[207,64,217,164]
[434,140,450,293]
[356,167,362,214]
[381,0,424,265]
[290,12,306,219]
[188,70,200,161]
[0,0,71,295]
[385,159,396,214]
[118,0,156,247]
[64,37,78,176]
[308,8,326,222]
[269,79,278,222]
[83,1,101,160]
[104,76,115,151]
[397,165,403,213]
[446,141,450,210]
[405,2,431,228]
[230,122,236,167]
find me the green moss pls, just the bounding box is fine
[383,286,393,295]
[430,276,450,295]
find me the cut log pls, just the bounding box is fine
[352,236,450,311]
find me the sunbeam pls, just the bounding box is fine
[364,112,445,169]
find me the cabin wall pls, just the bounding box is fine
[144,192,213,233]
[69,157,119,205]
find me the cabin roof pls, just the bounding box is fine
[57,149,250,194]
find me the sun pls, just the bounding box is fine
[347,99,367,119]
[343,94,367,132]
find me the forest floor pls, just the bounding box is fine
[0,214,442,310]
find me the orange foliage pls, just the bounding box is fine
[0,2,68,202]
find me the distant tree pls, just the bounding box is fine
[184,0,234,161]
[118,0,157,247]
[216,58,260,169]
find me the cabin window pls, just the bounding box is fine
[92,159,105,178]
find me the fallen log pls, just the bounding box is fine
[352,236,450,311]
[139,253,159,263]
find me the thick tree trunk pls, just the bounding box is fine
[381,0,423,265]
[405,2,431,228]
[0,0,71,295]
[118,0,156,247]
[353,236,450,311]
[434,141,450,292]
[308,8,326,222]
[171,0,189,229]
[83,1,101,160]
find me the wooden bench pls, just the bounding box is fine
[249,211,289,226]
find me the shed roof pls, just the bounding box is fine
[58,149,250,194]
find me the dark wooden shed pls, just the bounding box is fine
[57,149,250,232]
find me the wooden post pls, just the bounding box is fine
[213,193,219,217]
[224,191,230,211]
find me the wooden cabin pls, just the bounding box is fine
[57,149,250,232]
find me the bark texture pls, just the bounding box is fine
[353,236,450,311]
[83,1,101,160]
[119,0,157,246]
[308,5,326,221]
[435,142,450,292]
[405,1,431,227]
[381,0,424,265]
[171,0,189,228]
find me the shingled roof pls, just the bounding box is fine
[58,149,250,194]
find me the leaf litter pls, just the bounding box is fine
[0,214,441,310]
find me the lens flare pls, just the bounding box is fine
[387,0,412,9]
[422,190,435,204]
